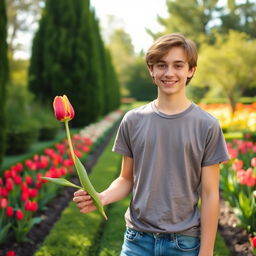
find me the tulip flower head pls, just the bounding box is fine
[53,95,75,122]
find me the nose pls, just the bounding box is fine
[164,65,175,76]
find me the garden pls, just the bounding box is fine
[0,101,255,256]
[1,0,256,255]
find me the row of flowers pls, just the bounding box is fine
[199,102,256,132]
[0,109,123,256]
[220,138,256,253]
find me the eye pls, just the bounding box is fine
[175,64,183,69]
[156,63,166,69]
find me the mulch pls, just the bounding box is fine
[0,126,254,256]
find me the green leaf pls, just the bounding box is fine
[41,177,82,190]
[74,155,108,220]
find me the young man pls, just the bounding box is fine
[73,33,229,256]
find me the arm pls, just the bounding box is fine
[73,155,133,214]
[198,164,220,256]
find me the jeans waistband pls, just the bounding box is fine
[150,232,176,239]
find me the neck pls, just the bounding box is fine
[155,94,191,115]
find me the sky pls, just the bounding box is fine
[15,0,168,59]
[90,0,168,53]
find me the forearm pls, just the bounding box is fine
[100,176,133,206]
[199,192,220,256]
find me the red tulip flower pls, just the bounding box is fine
[16,209,24,220]
[6,206,14,217]
[6,250,16,256]
[53,95,75,122]
[6,178,14,191]
[251,236,256,248]
[25,200,38,212]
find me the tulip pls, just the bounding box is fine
[53,95,75,122]
[232,159,244,171]
[250,236,256,248]
[6,178,14,191]
[251,157,256,167]
[0,198,8,208]
[6,250,16,256]
[42,95,107,220]
[6,206,14,217]
[16,209,24,220]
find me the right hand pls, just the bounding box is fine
[73,189,99,214]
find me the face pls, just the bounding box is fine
[149,47,195,97]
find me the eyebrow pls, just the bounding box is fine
[157,60,186,64]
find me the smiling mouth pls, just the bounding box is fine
[162,80,177,86]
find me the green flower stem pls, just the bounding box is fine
[65,121,75,163]
[64,120,107,220]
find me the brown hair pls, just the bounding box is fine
[146,33,198,85]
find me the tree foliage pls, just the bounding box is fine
[0,0,9,167]
[126,56,157,101]
[28,0,120,127]
[148,0,256,44]
[107,28,135,93]
[7,0,43,59]
[193,31,256,112]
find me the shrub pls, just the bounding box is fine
[32,104,61,141]
[5,85,40,155]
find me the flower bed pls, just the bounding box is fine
[199,102,256,254]
[220,138,256,254]
[0,109,123,252]
[199,103,256,134]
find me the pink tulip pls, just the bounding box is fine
[232,159,244,171]
[0,197,8,208]
[251,157,256,167]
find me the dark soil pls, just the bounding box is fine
[218,198,254,256]
[0,125,254,255]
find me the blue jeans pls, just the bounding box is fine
[120,227,200,256]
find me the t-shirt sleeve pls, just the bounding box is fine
[201,120,230,167]
[112,114,133,158]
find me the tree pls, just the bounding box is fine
[29,0,120,127]
[149,0,256,46]
[0,0,9,167]
[7,0,43,60]
[107,28,135,94]
[126,56,157,101]
[218,0,256,38]
[193,31,256,112]
[6,0,44,61]
[148,0,219,44]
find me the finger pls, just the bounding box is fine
[73,195,91,204]
[77,199,93,209]
[74,190,88,197]
[80,205,96,214]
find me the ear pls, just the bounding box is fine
[188,66,196,78]
[147,64,154,77]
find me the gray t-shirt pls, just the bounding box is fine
[112,101,229,236]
